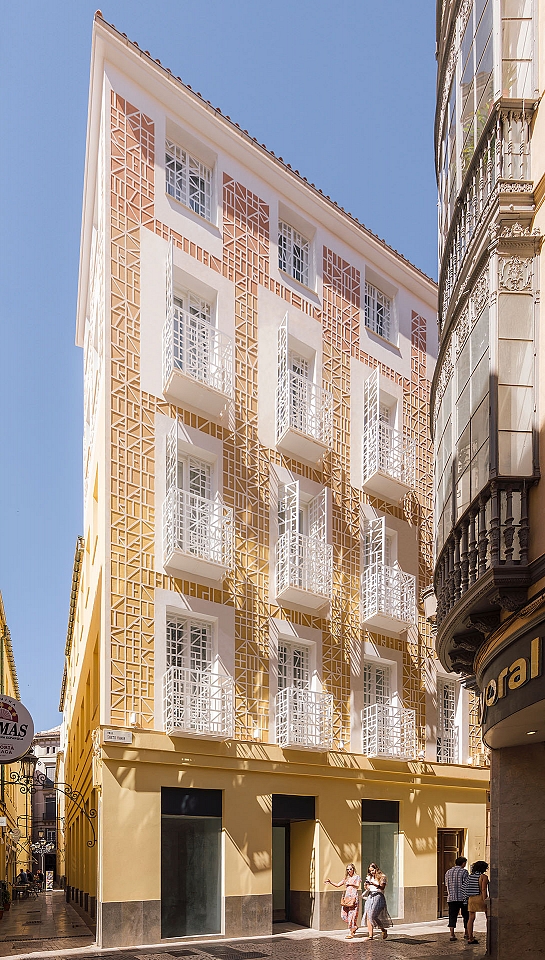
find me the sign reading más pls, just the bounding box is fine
[0,696,34,762]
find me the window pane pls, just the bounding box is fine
[503,0,531,15]
[471,439,489,496]
[498,431,533,475]
[502,18,532,60]
[456,468,471,519]
[362,820,400,918]
[498,339,533,385]
[457,341,471,395]
[498,385,533,432]
[471,354,489,413]
[498,294,532,339]
[457,383,471,438]
[471,396,489,454]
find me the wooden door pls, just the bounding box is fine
[437,828,464,917]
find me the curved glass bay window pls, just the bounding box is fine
[437,0,534,255]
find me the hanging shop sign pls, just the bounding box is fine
[480,632,544,733]
[0,696,34,762]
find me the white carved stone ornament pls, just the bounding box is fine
[498,256,533,292]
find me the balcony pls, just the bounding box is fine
[434,479,531,683]
[163,666,234,739]
[275,531,333,610]
[361,562,416,633]
[362,703,416,760]
[439,101,534,330]
[162,309,233,417]
[162,488,233,580]
[275,686,333,749]
[362,422,415,501]
[276,371,333,463]
[436,729,459,764]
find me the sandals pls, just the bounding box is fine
[467,939,479,944]
[382,930,388,939]
[450,935,457,941]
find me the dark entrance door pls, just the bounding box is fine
[437,828,464,917]
[272,824,290,921]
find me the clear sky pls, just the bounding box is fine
[0,0,437,733]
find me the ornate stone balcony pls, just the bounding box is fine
[275,686,333,749]
[162,666,234,739]
[362,703,416,760]
[434,479,531,683]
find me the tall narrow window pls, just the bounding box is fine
[278,642,309,690]
[363,662,391,707]
[278,221,310,286]
[165,141,212,221]
[166,616,212,673]
[437,678,458,763]
[365,282,392,341]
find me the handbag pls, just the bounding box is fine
[341,895,357,908]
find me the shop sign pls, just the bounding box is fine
[0,696,34,762]
[480,632,544,732]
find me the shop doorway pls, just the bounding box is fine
[437,828,464,917]
[272,795,315,925]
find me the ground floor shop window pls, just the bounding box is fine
[361,799,400,918]
[161,787,222,937]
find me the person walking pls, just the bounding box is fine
[445,855,469,941]
[325,862,361,938]
[362,862,393,940]
[463,860,489,945]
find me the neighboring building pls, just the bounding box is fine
[0,591,29,883]
[433,2,545,957]
[31,725,61,881]
[60,13,488,948]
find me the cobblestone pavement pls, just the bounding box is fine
[0,894,487,960]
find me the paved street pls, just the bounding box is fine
[0,893,487,960]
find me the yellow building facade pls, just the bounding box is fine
[61,14,489,948]
[0,591,30,887]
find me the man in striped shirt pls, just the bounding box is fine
[445,856,469,942]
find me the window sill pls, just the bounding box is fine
[165,191,220,234]
[364,323,400,351]
[278,268,318,300]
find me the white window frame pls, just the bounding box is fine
[165,140,212,221]
[278,640,311,691]
[278,221,310,287]
[166,614,214,673]
[365,281,393,342]
[436,676,459,764]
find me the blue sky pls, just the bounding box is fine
[0,1,437,733]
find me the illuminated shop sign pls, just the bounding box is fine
[480,633,544,732]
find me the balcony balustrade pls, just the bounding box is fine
[362,703,416,760]
[276,371,333,463]
[163,666,234,739]
[275,686,333,749]
[440,103,533,328]
[361,562,416,633]
[275,531,333,610]
[162,309,233,417]
[436,729,459,764]
[163,488,233,581]
[362,422,415,501]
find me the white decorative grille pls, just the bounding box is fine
[361,517,416,626]
[437,678,458,763]
[275,686,333,749]
[163,488,233,570]
[165,140,212,220]
[276,315,332,446]
[362,703,416,759]
[362,371,415,488]
[163,666,234,738]
[278,221,310,286]
[276,532,333,598]
[365,282,393,341]
[163,300,233,398]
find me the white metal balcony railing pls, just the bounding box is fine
[275,686,333,749]
[276,371,333,448]
[362,422,415,490]
[362,703,416,760]
[275,531,333,600]
[163,488,233,569]
[163,666,234,739]
[361,562,416,628]
[436,729,459,764]
[162,309,234,397]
